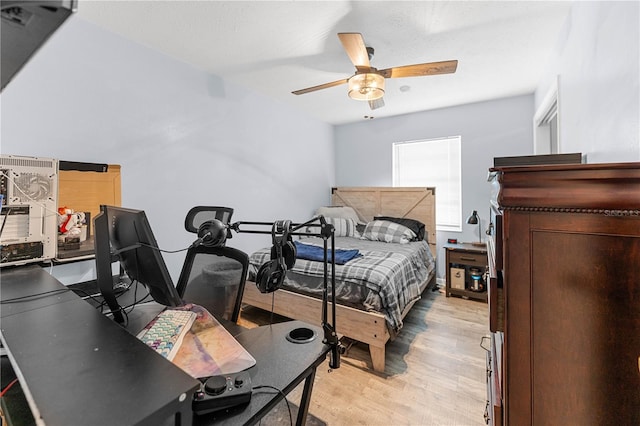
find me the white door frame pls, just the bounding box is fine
[533,76,560,154]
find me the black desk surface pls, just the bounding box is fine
[0,266,78,318]
[202,321,329,425]
[1,265,200,426]
[107,285,331,425]
[1,265,331,425]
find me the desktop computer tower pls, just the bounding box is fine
[0,155,58,267]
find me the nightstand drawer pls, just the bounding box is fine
[448,250,486,267]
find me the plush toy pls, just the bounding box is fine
[58,207,86,238]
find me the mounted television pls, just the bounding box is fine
[94,205,182,324]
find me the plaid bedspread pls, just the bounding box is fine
[249,237,434,334]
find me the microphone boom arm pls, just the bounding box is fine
[230,216,343,369]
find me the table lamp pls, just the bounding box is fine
[466,210,484,246]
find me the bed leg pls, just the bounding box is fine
[369,344,385,372]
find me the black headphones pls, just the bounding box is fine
[256,220,297,293]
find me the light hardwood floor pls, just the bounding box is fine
[238,287,490,425]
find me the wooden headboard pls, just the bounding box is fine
[331,187,436,259]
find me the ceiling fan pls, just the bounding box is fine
[292,32,458,110]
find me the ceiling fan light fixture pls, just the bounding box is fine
[348,73,385,101]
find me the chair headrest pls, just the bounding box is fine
[184,206,234,234]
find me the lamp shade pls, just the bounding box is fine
[466,210,482,245]
[466,210,479,225]
[348,73,385,101]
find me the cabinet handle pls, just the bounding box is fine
[460,256,477,262]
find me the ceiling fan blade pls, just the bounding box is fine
[368,97,385,110]
[379,60,458,78]
[292,78,349,95]
[338,32,371,70]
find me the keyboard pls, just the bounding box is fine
[137,309,197,361]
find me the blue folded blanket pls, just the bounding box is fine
[294,241,362,265]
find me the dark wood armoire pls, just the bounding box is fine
[486,162,640,425]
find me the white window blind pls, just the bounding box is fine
[392,136,462,231]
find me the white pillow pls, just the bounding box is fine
[325,217,360,237]
[300,217,360,238]
[314,206,364,224]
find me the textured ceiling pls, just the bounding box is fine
[77,1,573,125]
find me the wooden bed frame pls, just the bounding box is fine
[242,187,436,372]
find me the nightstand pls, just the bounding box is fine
[445,243,488,302]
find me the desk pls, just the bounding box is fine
[204,321,328,426]
[1,265,199,425]
[127,304,331,425]
[0,266,330,425]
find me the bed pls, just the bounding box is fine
[241,187,437,372]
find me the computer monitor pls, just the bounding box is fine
[94,205,182,323]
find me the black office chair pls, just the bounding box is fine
[176,206,248,323]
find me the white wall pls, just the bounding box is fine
[334,94,534,279]
[3,2,636,286]
[0,18,334,283]
[535,1,639,162]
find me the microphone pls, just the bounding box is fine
[190,219,228,248]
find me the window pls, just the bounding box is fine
[393,136,462,232]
